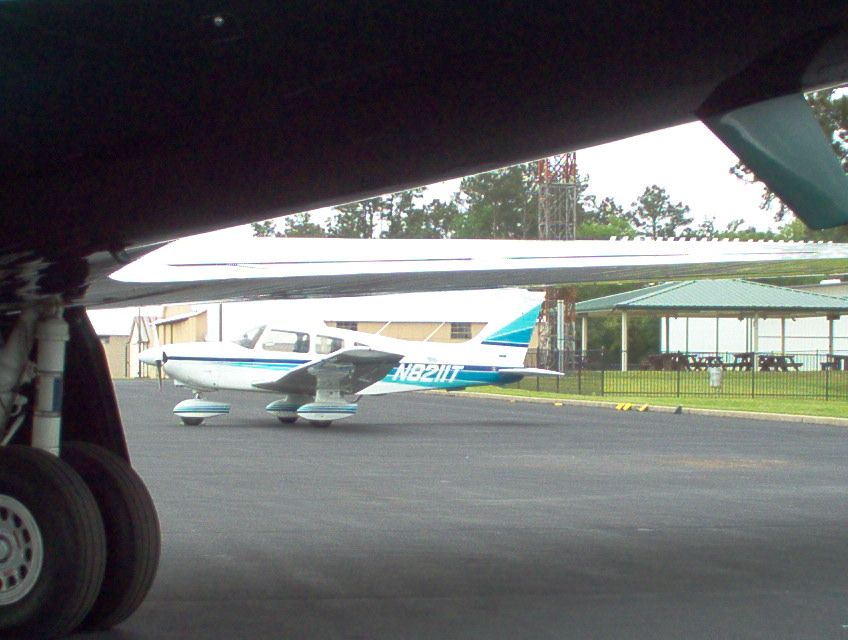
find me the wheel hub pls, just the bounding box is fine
[0,495,43,605]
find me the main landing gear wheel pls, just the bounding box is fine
[180,417,204,426]
[309,420,332,428]
[277,417,297,424]
[0,445,106,639]
[61,442,160,631]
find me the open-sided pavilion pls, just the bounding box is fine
[575,279,848,371]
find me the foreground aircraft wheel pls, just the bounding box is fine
[180,417,204,426]
[277,416,297,424]
[309,420,332,428]
[0,445,106,639]
[61,442,161,631]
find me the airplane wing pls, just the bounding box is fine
[79,236,848,309]
[251,347,403,396]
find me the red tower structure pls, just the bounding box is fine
[537,153,578,371]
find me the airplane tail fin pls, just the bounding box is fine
[470,293,543,366]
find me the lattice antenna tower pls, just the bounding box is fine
[537,152,578,240]
[537,152,578,370]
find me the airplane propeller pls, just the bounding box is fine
[155,351,167,390]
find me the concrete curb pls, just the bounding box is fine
[439,391,848,427]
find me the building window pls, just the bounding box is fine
[336,321,358,331]
[450,322,472,340]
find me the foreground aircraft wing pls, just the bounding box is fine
[81,237,848,309]
[252,348,403,396]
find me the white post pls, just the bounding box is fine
[685,317,689,354]
[780,317,786,354]
[581,316,588,355]
[828,316,835,356]
[556,299,565,372]
[715,315,720,355]
[32,314,69,455]
[621,311,628,372]
[664,316,670,352]
[752,316,760,372]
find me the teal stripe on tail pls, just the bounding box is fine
[480,303,542,348]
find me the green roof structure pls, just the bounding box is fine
[576,279,848,317]
[574,279,848,371]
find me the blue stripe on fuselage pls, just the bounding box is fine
[166,356,522,389]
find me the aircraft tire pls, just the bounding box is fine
[0,445,106,639]
[180,417,204,426]
[277,417,297,424]
[309,420,332,428]
[61,442,160,631]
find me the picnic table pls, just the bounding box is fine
[688,355,724,371]
[729,353,802,371]
[758,354,802,372]
[644,353,726,371]
[729,352,754,371]
[646,353,690,371]
[822,354,848,370]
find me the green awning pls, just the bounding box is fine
[576,280,848,318]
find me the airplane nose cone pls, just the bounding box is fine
[138,347,165,366]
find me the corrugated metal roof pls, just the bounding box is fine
[576,279,848,315]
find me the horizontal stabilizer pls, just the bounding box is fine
[504,367,563,377]
[703,93,848,230]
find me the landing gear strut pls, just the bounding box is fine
[0,306,160,637]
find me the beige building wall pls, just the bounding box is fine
[327,321,489,342]
[99,336,130,378]
[328,320,540,346]
[156,313,207,346]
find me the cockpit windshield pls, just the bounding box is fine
[232,325,266,349]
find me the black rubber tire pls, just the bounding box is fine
[277,416,297,424]
[0,445,106,639]
[61,442,160,631]
[309,420,332,428]
[180,417,203,426]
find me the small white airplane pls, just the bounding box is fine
[139,291,558,427]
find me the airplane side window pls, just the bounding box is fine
[316,335,344,354]
[262,330,310,353]
[233,325,266,349]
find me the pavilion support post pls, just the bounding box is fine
[664,316,670,353]
[621,311,628,372]
[715,315,720,355]
[828,315,836,356]
[752,316,760,372]
[581,316,588,356]
[685,317,689,354]
[780,318,786,354]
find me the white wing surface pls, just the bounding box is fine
[85,237,848,308]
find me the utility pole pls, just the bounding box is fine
[537,153,578,371]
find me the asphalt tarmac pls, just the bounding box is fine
[82,381,848,639]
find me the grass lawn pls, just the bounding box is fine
[469,385,848,419]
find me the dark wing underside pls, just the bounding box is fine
[252,348,403,396]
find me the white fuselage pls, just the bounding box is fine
[154,323,529,396]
